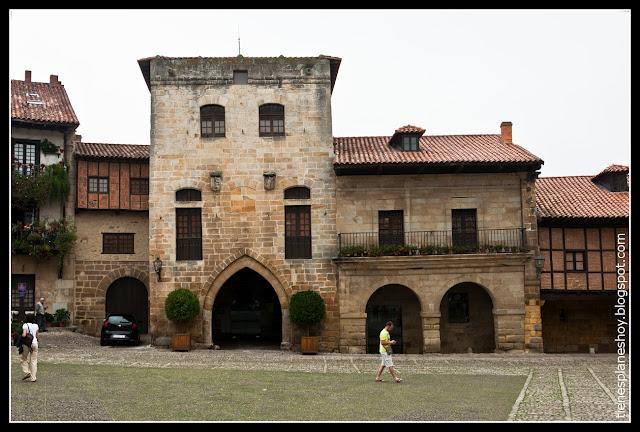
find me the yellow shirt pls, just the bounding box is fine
[379,328,390,354]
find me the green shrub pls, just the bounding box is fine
[45,312,55,323]
[54,308,71,323]
[289,290,326,336]
[419,245,436,255]
[165,289,200,323]
[339,245,365,257]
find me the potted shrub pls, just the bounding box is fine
[289,290,326,355]
[165,288,200,351]
[53,308,70,327]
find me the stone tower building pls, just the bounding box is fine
[138,55,342,350]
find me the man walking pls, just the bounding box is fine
[35,297,47,332]
[20,315,39,383]
[375,321,402,383]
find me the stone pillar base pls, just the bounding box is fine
[421,312,441,353]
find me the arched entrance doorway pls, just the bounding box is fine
[105,277,149,334]
[439,283,495,353]
[212,268,282,349]
[365,285,422,354]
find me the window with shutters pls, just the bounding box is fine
[285,205,311,259]
[452,209,478,249]
[378,210,404,246]
[176,208,202,261]
[565,250,587,272]
[259,104,285,136]
[284,186,310,200]
[200,105,225,138]
[12,141,40,175]
[175,189,202,202]
[88,176,109,194]
[130,178,149,195]
[102,233,135,254]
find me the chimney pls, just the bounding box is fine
[50,74,59,85]
[25,70,31,83]
[500,121,513,144]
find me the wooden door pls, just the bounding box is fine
[379,210,404,246]
[452,209,478,249]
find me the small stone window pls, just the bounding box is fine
[233,70,248,84]
[284,186,310,200]
[200,105,225,138]
[259,104,285,137]
[103,233,135,254]
[176,188,202,202]
[130,178,149,195]
[447,293,469,323]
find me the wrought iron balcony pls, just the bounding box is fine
[337,228,528,257]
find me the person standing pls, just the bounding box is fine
[35,297,47,332]
[375,321,402,383]
[20,315,39,383]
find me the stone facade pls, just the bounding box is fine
[146,57,339,350]
[334,171,542,353]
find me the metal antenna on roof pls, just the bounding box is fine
[238,25,241,56]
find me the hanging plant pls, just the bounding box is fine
[40,138,60,154]
[44,163,70,202]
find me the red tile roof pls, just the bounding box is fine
[395,125,426,134]
[536,175,629,220]
[333,134,543,167]
[75,142,149,160]
[11,79,79,126]
[592,164,629,182]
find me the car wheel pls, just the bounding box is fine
[100,339,108,346]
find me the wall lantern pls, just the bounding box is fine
[210,171,223,192]
[534,255,545,276]
[153,256,163,282]
[263,171,276,191]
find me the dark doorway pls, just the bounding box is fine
[106,277,149,334]
[366,285,422,354]
[440,283,495,353]
[212,268,282,349]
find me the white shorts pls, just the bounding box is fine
[380,352,394,367]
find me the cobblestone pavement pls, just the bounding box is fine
[11,331,630,422]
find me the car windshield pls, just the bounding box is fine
[108,315,134,324]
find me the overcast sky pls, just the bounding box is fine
[10,10,630,177]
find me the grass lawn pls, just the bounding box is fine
[11,362,525,421]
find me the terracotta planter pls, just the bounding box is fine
[171,333,191,351]
[300,336,319,354]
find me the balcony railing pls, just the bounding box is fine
[337,228,528,257]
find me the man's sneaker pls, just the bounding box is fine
[21,374,31,381]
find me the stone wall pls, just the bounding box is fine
[147,57,339,351]
[335,254,531,353]
[74,260,149,336]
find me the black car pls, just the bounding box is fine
[100,314,140,346]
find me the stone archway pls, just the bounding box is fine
[202,253,290,347]
[105,277,149,333]
[439,282,495,353]
[365,284,423,354]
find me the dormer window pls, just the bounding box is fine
[401,135,419,151]
[390,124,425,152]
[26,92,44,105]
[592,164,629,192]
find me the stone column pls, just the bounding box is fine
[339,312,367,354]
[421,312,441,353]
[493,308,525,351]
[280,308,291,350]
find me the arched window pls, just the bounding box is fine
[284,186,310,200]
[200,105,225,138]
[176,188,202,202]
[259,104,285,136]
